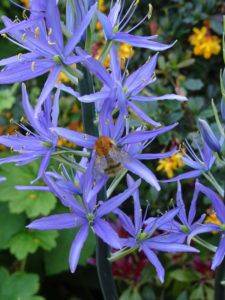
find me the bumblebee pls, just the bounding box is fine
[94,136,124,177]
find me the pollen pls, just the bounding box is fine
[34,27,40,39]
[95,136,115,157]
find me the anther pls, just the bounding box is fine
[21,33,27,41]
[31,61,36,72]
[48,28,53,36]
[34,27,40,39]
[48,40,56,45]
[17,53,22,61]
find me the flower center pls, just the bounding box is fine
[94,136,115,157]
[87,213,94,226]
[137,231,148,241]
[180,225,189,233]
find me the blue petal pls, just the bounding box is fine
[176,181,188,226]
[128,101,161,127]
[125,53,158,95]
[93,218,121,249]
[187,224,221,245]
[142,245,165,283]
[0,60,53,84]
[35,66,61,117]
[212,237,225,270]
[146,240,199,253]
[64,3,97,56]
[114,208,135,236]
[69,224,89,272]
[197,182,225,223]
[188,180,201,224]
[115,32,175,51]
[27,213,83,230]
[97,11,114,39]
[119,123,178,145]
[97,179,141,217]
[127,174,142,234]
[52,127,97,148]
[75,47,112,86]
[162,170,202,183]
[199,119,221,153]
[131,94,188,102]
[123,157,160,191]
[51,88,60,127]
[135,148,178,160]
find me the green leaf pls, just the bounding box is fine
[0,267,42,300]
[0,203,25,249]
[205,286,214,300]
[120,289,142,300]
[170,269,200,282]
[0,88,16,112]
[9,230,58,260]
[0,162,56,218]
[190,285,204,300]
[184,79,204,91]
[177,291,188,300]
[44,229,96,275]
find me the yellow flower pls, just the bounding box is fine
[57,138,75,148]
[205,211,221,234]
[57,72,70,84]
[21,0,29,8]
[95,43,134,69]
[119,43,134,60]
[98,0,107,12]
[189,25,221,59]
[205,211,221,226]
[157,153,184,178]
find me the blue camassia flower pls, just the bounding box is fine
[97,0,174,51]
[0,84,60,182]
[52,111,178,191]
[75,46,187,126]
[0,1,96,116]
[188,183,225,270]
[163,133,216,183]
[146,181,206,244]
[27,160,141,273]
[114,175,199,283]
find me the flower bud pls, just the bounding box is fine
[198,119,221,153]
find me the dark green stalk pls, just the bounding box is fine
[96,187,118,300]
[78,67,118,300]
[214,181,225,300]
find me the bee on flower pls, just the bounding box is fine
[189,24,221,59]
[20,0,29,8]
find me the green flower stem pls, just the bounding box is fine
[78,66,118,300]
[214,180,225,300]
[192,237,216,253]
[99,40,113,64]
[53,155,86,173]
[203,172,224,197]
